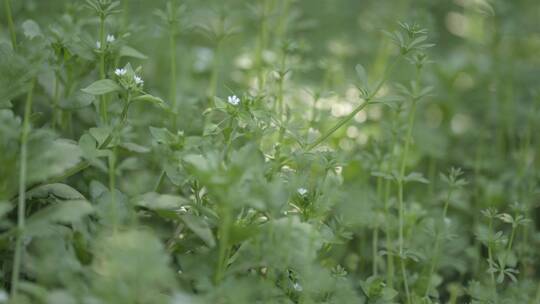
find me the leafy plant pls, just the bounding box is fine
[0,1,538,303]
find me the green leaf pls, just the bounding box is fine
[355,64,368,88]
[403,172,430,184]
[180,214,216,247]
[81,79,121,95]
[25,200,93,237]
[132,94,166,107]
[119,45,148,59]
[26,183,85,201]
[135,192,188,210]
[27,132,83,184]
[149,126,176,145]
[59,91,94,110]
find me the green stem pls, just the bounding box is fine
[153,169,166,192]
[383,179,394,287]
[52,72,61,129]
[400,258,411,304]
[305,57,400,151]
[11,78,36,297]
[215,207,231,284]
[255,0,271,90]
[208,41,221,100]
[98,15,108,123]
[487,218,498,302]
[108,146,117,230]
[396,66,421,300]
[4,0,17,50]
[373,176,383,276]
[169,0,178,129]
[424,189,453,297]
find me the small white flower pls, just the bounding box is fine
[297,188,308,196]
[96,41,101,49]
[114,68,126,76]
[227,95,240,106]
[106,34,115,43]
[133,75,144,86]
[293,282,303,292]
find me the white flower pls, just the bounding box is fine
[227,95,240,106]
[293,282,303,292]
[297,188,308,196]
[106,34,115,43]
[96,41,101,49]
[134,75,144,85]
[114,68,126,76]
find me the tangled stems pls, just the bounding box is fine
[11,78,36,297]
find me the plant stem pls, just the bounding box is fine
[208,40,221,101]
[397,99,417,254]
[305,57,400,151]
[153,169,166,192]
[108,146,117,230]
[487,217,498,302]
[215,206,231,284]
[255,0,271,90]
[98,14,108,123]
[383,178,394,287]
[11,78,36,297]
[169,0,178,129]
[400,258,411,304]
[4,0,17,50]
[373,176,383,277]
[424,188,453,297]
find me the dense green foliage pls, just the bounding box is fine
[1,0,539,303]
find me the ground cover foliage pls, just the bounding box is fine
[1,0,539,303]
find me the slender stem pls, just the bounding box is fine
[384,178,394,287]
[400,258,411,304]
[424,188,453,297]
[4,0,17,50]
[487,218,498,302]
[108,146,117,230]
[372,226,379,276]
[396,66,421,300]
[215,206,231,284]
[373,176,382,276]
[153,169,166,192]
[306,100,370,151]
[98,15,108,123]
[305,57,400,151]
[52,72,62,129]
[169,0,178,129]
[255,0,271,90]
[11,78,36,297]
[208,41,221,100]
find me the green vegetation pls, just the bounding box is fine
[1,0,539,303]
